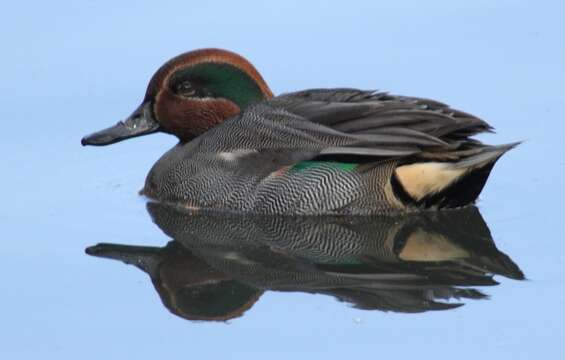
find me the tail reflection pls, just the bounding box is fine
[86,204,523,322]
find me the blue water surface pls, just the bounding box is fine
[1,1,563,359]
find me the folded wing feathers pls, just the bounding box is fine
[279,89,493,155]
[319,146,421,158]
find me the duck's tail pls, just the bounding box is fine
[392,142,519,209]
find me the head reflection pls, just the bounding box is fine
[86,204,524,322]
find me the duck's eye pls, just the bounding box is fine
[175,81,196,96]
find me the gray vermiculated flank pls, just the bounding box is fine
[143,88,502,214]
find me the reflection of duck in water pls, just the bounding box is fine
[86,203,523,322]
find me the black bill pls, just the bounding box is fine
[81,102,159,146]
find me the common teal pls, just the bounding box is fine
[82,49,517,215]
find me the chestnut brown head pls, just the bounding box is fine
[82,48,273,145]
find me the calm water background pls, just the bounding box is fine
[1,0,564,358]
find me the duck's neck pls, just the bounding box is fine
[170,97,244,144]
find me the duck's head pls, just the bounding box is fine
[81,48,273,145]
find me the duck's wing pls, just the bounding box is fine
[275,88,493,154]
[205,87,511,163]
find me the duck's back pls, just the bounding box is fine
[143,88,515,215]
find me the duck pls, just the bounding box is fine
[81,48,517,215]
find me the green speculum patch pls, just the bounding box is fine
[170,63,266,109]
[291,161,358,173]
